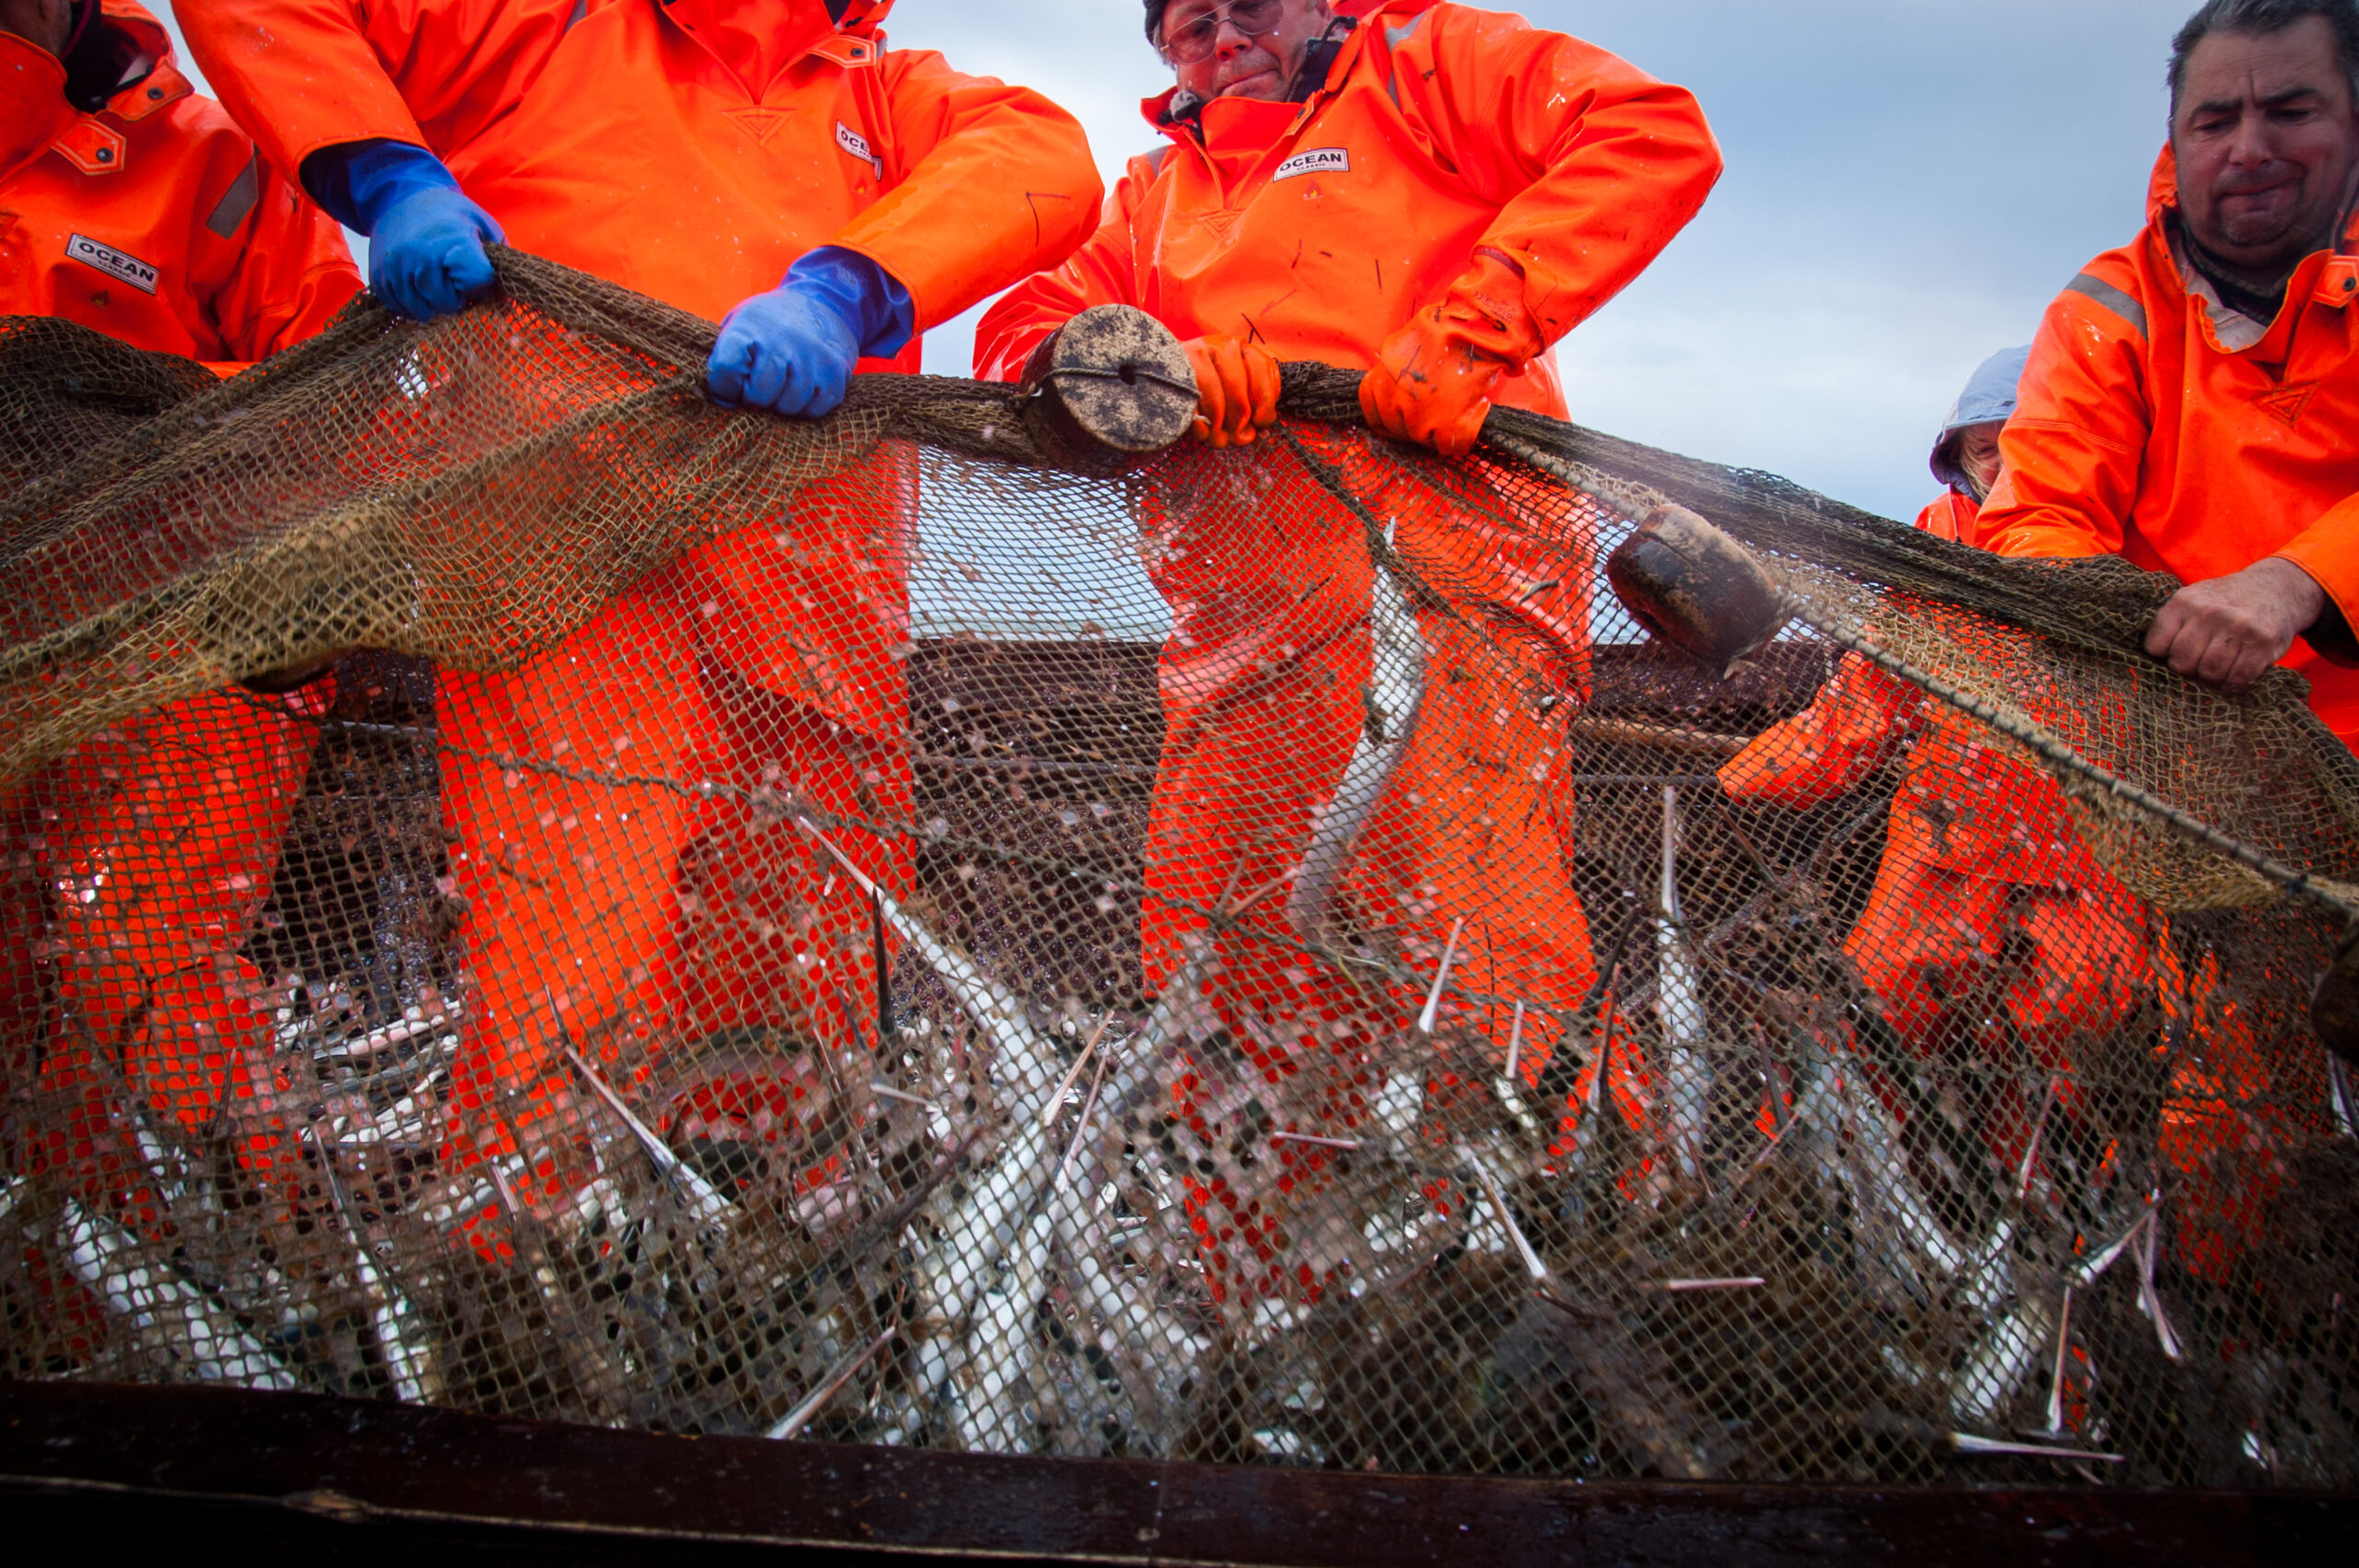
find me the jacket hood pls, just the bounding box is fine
[100,1,174,54]
[2147,142,2178,223]
[1930,343,2030,492]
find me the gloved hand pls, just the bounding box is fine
[1359,251,1545,460]
[708,247,915,416]
[307,140,503,322]
[1182,333,1280,447]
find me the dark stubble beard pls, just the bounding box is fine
[2186,157,2359,305]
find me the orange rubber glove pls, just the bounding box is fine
[1360,251,1546,460]
[1184,333,1281,448]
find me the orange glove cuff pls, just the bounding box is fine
[1438,250,1547,362]
[1359,252,1545,460]
[1182,333,1282,448]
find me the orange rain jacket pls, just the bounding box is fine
[1,1,357,369]
[182,0,1098,351]
[2,3,359,1239]
[974,0,1719,413]
[1915,489,1978,546]
[182,0,1100,1207]
[975,1,1717,1305]
[1978,147,2359,750]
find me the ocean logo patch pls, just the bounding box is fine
[1273,147,1350,181]
[65,233,159,295]
[835,122,883,178]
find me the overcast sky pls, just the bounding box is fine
[161,1,2199,520]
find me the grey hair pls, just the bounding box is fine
[2169,0,2359,114]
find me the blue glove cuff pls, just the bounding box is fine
[786,247,916,361]
[301,139,466,237]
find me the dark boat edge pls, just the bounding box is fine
[0,1381,2348,1566]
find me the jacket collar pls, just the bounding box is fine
[91,1,187,117]
[1331,0,1438,18]
[658,0,889,88]
[661,0,897,30]
[0,4,186,184]
[0,35,76,181]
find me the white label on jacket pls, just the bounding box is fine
[835,122,883,177]
[65,233,159,295]
[1273,147,1350,181]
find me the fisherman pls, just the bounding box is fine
[2,0,361,1235]
[1974,0,2359,1271]
[975,1,1718,1295]
[1978,0,2359,753]
[1918,345,2028,546]
[180,0,1101,1222]
[1718,349,2154,1184]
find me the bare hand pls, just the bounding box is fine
[2143,556,2327,693]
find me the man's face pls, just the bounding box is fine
[2172,17,2359,273]
[0,0,72,55]
[1161,0,1333,102]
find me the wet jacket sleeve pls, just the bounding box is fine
[175,0,575,174]
[1980,263,2359,661]
[971,162,1150,381]
[2275,493,2359,664]
[1394,6,1721,343]
[1718,653,1923,809]
[831,49,1104,333]
[202,149,364,363]
[1976,267,2152,561]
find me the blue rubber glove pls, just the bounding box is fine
[303,139,503,322]
[707,247,915,416]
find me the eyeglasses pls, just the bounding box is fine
[1158,0,1287,65]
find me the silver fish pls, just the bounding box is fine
[1656,786,1709,1188]
[1288,555,1426,942]
[797,815,1044,1073]
[60,1198,298,1390]
[317,1139,440,1405]
[913,923,1214,1451]
[1952,1293,2052,1427]
[562,1046,732,1228]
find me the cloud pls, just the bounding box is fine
[162,0,2203,518]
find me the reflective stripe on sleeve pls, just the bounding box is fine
[204,152,261,240]
[2064,272,2148,339]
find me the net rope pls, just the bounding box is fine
[4,250,2355,1486]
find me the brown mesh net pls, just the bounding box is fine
[6,251,2356,1487]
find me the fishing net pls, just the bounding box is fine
[5,249,2356,1488]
